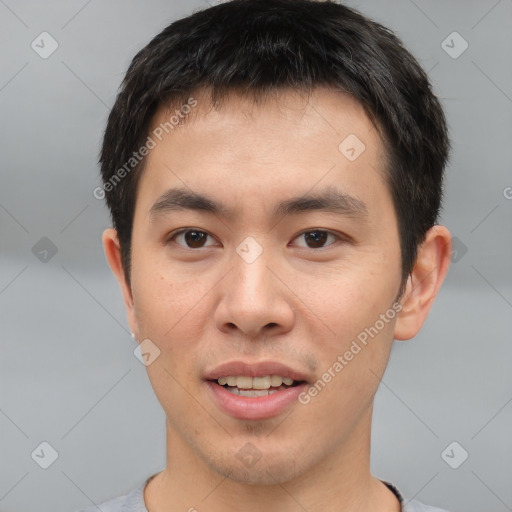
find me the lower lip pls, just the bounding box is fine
[205,381,308,420]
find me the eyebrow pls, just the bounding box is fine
[148,185,368,222]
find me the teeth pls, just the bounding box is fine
[252,376,271,389]
[216,375,297,389]
[237,376,253,389]
[270,375,282,387]
[225,386,288,396]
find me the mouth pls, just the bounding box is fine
[212,375,305,397]
[203,361,310,420]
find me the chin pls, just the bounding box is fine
[203,441,316,486]
[211,458,300,486]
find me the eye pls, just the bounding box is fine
[168,229,217,249]
[291,229,341,249]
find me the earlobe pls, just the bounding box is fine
[394,225,452,341]
[102,228,139,336]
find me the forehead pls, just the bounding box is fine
[148,87,383,154]
[137,87,389,220]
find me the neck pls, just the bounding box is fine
[144,406,400,512]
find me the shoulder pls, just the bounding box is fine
[73,479,148,512]
[403,498,451,512]
[383,481,450,512]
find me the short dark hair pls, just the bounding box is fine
[99,0,450,290]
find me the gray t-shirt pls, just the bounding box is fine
[74,474,450,512]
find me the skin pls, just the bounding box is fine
[103,87,451,512]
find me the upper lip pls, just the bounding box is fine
[204,360,310,383]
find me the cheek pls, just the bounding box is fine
[301,264,398,397]
[300,317,395,433]
[305,261,397,341]
[132,273,206,402]
[131,264,205,338]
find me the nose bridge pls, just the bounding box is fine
[214,234,294,337]
[231,235,274,306]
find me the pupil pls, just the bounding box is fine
[305,230,327,248]
[185,230,207,248]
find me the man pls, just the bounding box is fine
[80,0,452,510]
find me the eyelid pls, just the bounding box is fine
[290,228,344,249]
[167,228,219,247]
[167,227,348,250]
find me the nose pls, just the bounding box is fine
[214,243,295,340]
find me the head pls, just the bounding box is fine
[100,0,451,488]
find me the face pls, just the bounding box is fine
[116,88,405,484]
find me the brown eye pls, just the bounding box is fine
[293,230,339,249]
[304,230,328,248]
[170,229,215,249]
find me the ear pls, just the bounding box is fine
[394,225,452,341]
[102,228,140,338]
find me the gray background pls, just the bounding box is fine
[1,0,511,511]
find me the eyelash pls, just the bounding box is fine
[167,228,344,250]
